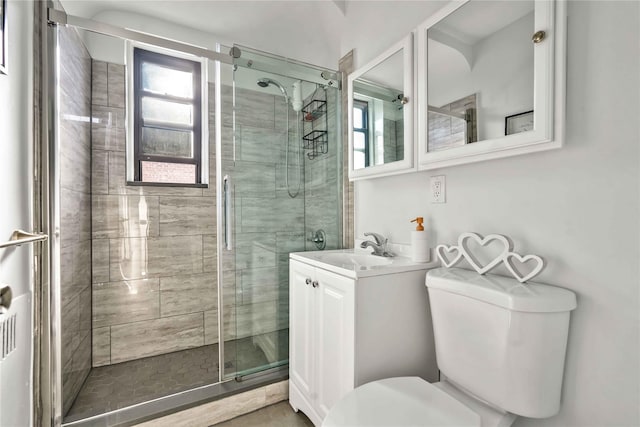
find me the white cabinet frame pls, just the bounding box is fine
[416,0,567,170]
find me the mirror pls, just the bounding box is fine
[417,0,566,169]
[348,34,414,180]
[352,54,405,170]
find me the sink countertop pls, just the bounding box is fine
[290,249,440,279]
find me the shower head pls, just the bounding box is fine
[256,78,289,99]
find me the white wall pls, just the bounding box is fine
[78,10,330,98]
[0,0,34,424]
[346,1,639,426]
[339,1,445,67]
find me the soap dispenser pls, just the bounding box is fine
[410,217,430,262]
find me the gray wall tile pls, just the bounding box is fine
[223,85,275,129]
[240,197,304,233]
[160,273,216,317]
[92,60,108,107]
[92,279,160,328]
[203,235,217,273]
[110,313,204,363]
[60,122,91,194]
[107,63,125,108]
[239,267,285,305]
[79,287,92,332]
[233,161,276,199]
[93,195,160,239]
[92,239,110,283]
[234,233,276,270]
[235,300,287,339]
[61,295,80,366]
[92,105,125,152]
[92,327,111,367]
[92,150,109,195]
[204,310,218,345]
[108,235,203,281]
[236,125,284,163]
[59,26,93,412]
[159,197,216,236]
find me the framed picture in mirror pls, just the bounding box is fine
[505,110,534,135]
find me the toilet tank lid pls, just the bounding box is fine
[426,268,577,313]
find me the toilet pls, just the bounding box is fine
[323,267,577,427]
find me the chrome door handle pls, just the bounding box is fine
[312,281,319,288]
[0,285,12,313]
[305,278,312,285]
[223,175,232,251]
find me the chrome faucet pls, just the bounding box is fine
[360,232,394,257]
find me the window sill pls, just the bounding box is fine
[127,181,209,189]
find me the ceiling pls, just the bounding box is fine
[60,0,346,68]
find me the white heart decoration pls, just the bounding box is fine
[458,232,512,275]
[504,252,545,283]
[436,244,463,268]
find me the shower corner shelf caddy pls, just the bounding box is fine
[302,97,328,160]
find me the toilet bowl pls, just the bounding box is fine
[322,268,577,427]
[322,377,516,427]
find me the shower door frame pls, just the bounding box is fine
[37,8,342,427]
[38,8,289,427]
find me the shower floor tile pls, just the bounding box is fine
[65,332,284,421]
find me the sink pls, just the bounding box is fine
[290,249,437,279]
[320,253,392,267]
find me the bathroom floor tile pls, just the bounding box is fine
[212,401,314,427]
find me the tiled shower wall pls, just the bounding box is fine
[428,93,477,151]
[382,117,404,163]
[304,87,342,252]
[59,27,92,414]
[90,62,302,366]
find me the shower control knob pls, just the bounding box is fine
[305,278,312,285]
[312,281,319,288]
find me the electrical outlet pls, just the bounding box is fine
[431,175,446,203]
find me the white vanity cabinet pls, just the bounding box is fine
[289,260,355,423]
[289,251,439,426]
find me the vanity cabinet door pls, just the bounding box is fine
[290,261,316,399]
[315,268,355,419]
[290,260,356,424]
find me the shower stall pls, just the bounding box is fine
[44,6,343,425]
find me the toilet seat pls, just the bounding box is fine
[322,377,481,427]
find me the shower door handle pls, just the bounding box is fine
[223,175,232,251]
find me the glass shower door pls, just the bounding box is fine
[219,61,301,379]
[220,46,342,379]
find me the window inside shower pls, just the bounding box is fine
[130,47,207,185]
[52,20,343,425]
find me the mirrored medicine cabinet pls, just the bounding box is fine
[348,34,414,180]
[347,0,566,180]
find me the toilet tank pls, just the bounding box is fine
[426,268,577,419]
